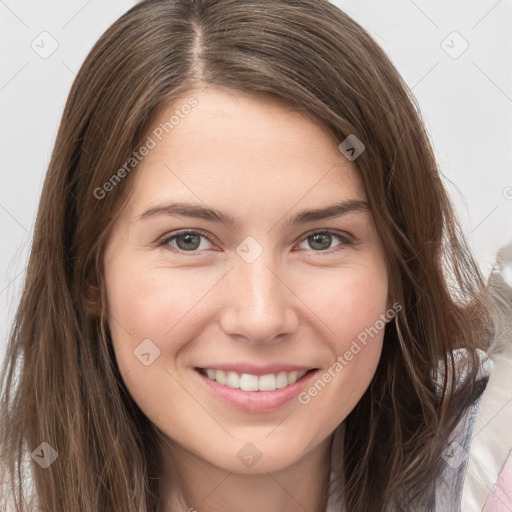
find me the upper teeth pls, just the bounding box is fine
[204,369,308,391]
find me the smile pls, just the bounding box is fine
[194,364,319,412]
[199,368,311,391]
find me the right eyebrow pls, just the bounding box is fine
[137,202,237,225]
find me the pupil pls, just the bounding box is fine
[178,233,200,251]
[310,233,331,250]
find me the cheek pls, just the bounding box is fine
[103,261,211,426]
[305,261,389,351]
[296,260,388,409]
[295,266,388,436]
[104,257,221,368]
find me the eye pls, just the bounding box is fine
[157,228,353,255]
[157,230,215,252]
[296,230,352,253]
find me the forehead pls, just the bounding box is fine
[126,86,366,217]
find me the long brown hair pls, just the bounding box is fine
[0,1,496,510]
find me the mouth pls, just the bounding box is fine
[193,366,319,412]
[195,367,317,391]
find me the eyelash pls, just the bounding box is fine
[156,228,354,256]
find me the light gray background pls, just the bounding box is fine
[1,0,511,366]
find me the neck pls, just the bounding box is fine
[160,433,334,512]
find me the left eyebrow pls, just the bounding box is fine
[286,199,369,225]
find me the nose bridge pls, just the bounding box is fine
[241,254,282,311]
[220,241,297,343]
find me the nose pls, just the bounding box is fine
[219,251,299,344]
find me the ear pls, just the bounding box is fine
[83,284,102,317]
[82,271,103,317]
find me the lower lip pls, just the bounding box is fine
[194,369,318,413]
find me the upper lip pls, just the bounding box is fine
[195,364,317,376]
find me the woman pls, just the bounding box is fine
[0,1,497,510]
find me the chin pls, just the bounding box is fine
[204,437,317,475]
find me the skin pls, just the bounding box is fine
[103,86,390,512]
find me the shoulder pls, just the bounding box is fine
[326,349,495,512]
[433,348,494,512]
[462,342,512,511]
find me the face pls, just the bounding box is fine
[103,86,390,475]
